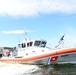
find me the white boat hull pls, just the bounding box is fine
[0,48,76,64]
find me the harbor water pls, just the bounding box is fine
[0,62,76,75]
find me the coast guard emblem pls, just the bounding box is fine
[50,56,58,62]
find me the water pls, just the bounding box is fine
[0,62,76,75]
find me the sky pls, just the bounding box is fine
[0,0,76,47]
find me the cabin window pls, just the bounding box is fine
[18,44,21,48]
[27,43,30,47]
[30,42,33,46]
[34,41,41,46]
[41,41,46,47]
[18,43,26,48]
[22,43,26,48]
[27,42,33,47]
[34,41,46,47]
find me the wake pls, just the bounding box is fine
[0,62,39,75]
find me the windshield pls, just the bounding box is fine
[34,41,46,47]
[41,41,46,47]
[34,41,41,46]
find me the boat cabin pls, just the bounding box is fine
[18,40,47,49]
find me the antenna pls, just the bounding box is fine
[55,34,65,48]
[23,30,31,41]
[23,30,27,41]
[58,34,65,44]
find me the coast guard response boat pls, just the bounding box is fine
[0,33,76,64]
